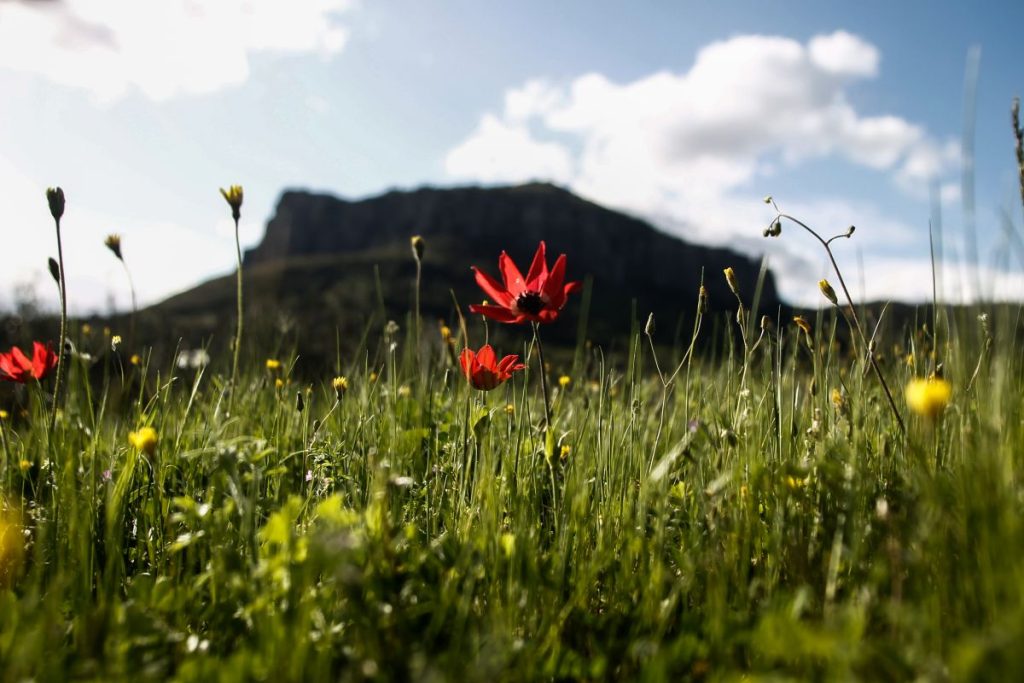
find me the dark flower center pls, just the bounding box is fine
[515,290,546,315]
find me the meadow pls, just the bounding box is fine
[0,187,1023,682]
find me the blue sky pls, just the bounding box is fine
[1,0,1022,312]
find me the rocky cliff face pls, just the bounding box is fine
[159,182,782,358]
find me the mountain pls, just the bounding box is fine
[155,182,782,360]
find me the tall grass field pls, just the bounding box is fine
[1,189,1023,682]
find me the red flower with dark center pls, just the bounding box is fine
[469,241,582,324]
[459,344,525,391]
[0,342,58,383]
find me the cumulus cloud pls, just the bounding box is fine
[444,30,974,302]
[445,114,574,184]
[0,0,355,101]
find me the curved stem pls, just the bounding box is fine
[778,213,906,434]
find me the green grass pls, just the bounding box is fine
[1,300,1023,681]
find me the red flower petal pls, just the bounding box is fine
[469,303,521,323]
[525,241,548,290]
[471,267,513,308]
[476,344,497,369]
[459,347,475,379]
[498,251,527,296]
[543,253,568,308]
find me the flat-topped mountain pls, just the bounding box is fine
[156,182,782,359]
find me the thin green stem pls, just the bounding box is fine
[50,217,68,433]
[230,216,244,408]
[532,322,552,433]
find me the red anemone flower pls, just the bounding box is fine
[469,241,582,324]
[459,344,525,391]
[0,342,58,383]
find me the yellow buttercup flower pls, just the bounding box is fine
[558,375,571,389]
[0,410,8,421]
[559,444,571,460]
[274,378,285,390]
[129,426,159,455]
[18,460,30,473]
[905,378,952,419]
[130,354,141,366]
[265,359,282,371]
[504,403,515,415]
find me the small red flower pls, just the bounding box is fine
[469,241,582,324]
[0,342,58,383]
[459,344,525,391]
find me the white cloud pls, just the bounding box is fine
[0,0,356,102]
[808,30,880,77]
[444,30,978,302]
[445,114,574,184]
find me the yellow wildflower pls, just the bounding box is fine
[219,185,243,220]
[559,444,571,460]
[905,378,952,419]
[558,375,571,389]
[410,235,425,261]
[504,404,515,415]
[369,371,378,383]
[18,460,30,472]
[128,426,158,455]
[397,385,411,398]
[104,234,123,260]
[819,279,838,306]
[723,267,739,295]
[0,504,25,586]
[499,533,516,558]
[332,376,349,399]
[81,323,92,336]
[130,354,141,366]
[274,378,284,390]
[0,410,7,421]
[265,359,282,371]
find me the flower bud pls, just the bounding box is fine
[698,285,709,314]
[48,257,61,285]
[104,234,123,261]
[295,390,305,413]
[760,315,771,331]
[819,279,838,306]
[644,312,656,337]
[723,267,739,296]
[410,235,425,261]
[46,187,65,221]
[219,185,243,221]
